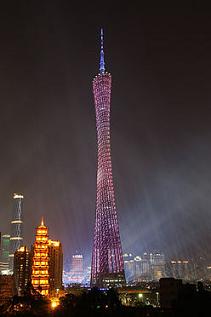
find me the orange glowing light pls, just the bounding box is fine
[50,298,60,309]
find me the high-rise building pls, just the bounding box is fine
[206,265,211,281]
[72,254,83,273]
[14,246,32,296]
[70,254,84,284]
[91,29,125,288]
[83,266,91,286]
[9,193,24,272]
[48,240,63,293]
[0,234,10,274]
[150,253,165,281]
[123,253,136,282]
[63,254,84,285]
[134,256,151,281]
[31,219,49,296]
[137,254,151,281]
[166,259,194,281]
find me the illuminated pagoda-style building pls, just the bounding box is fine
[91,29,125,288]
[31,219,49,296]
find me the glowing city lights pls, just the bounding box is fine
[50,298,60,309]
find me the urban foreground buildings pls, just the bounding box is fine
[91,29,125,287]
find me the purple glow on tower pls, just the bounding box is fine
[91,30,125,288]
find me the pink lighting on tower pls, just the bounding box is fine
[91,29,125,288]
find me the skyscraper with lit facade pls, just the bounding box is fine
[48,240,63,293]
[31,219,49,296]
[70,254,84,284]
[91,29,125,287]
[14,246,32,296]
[0,234,10,274]
[9,193,24,272]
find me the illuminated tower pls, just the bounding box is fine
[9,193,24,272]
[31,219,49,296]
[91,29,125,287]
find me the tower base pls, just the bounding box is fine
[92,272,126,288]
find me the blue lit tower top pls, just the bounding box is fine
[99,28,105,74]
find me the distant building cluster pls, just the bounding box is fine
[123,253,211,284]
[124,252,166,283]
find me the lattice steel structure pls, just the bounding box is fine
[9,193,24,272]
[91,29,125,288]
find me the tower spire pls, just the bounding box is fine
[99,28,105,74]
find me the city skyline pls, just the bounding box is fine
[1,2,211,264]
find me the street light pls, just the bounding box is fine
[156,292,159,306]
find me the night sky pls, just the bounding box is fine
[1,2,211,265]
